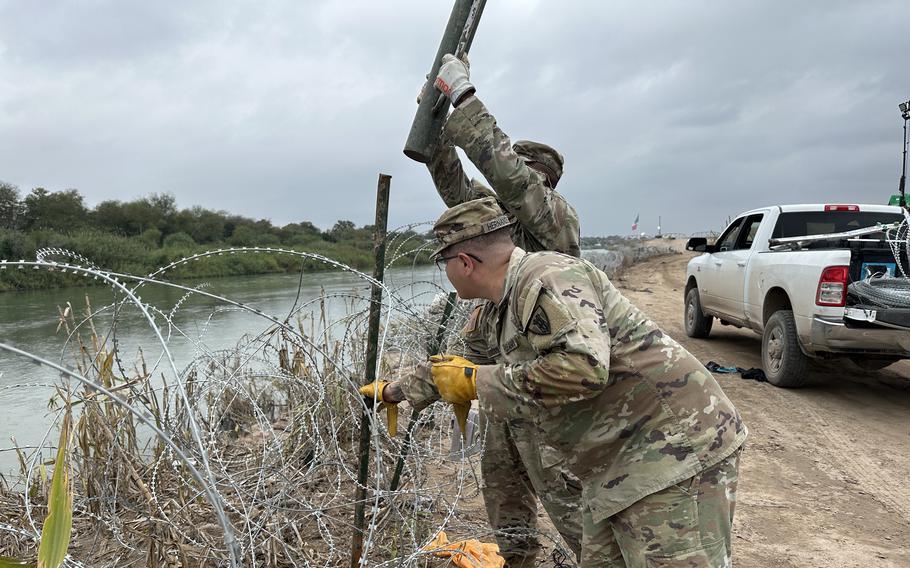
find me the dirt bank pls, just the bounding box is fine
[616,249,910,567]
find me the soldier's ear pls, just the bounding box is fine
[458,252,476,272]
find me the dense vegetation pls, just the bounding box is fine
[0,182,430,291]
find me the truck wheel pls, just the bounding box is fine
[684,288,713,338]
[762,310,809,387]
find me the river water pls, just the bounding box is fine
[0,264,447,477]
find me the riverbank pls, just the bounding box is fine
[0,187,435,292]
[0,229,675,293]
[0,227,432,292]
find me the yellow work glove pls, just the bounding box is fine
[429,355,478,437]
[358,380,398,437]
[424,531,505,568]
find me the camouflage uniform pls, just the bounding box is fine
[424,94,584,562]
[427,95,580,257]
[469,247,748,566]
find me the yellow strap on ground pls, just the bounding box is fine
[424,531,505,568]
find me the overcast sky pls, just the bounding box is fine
[0,0,907,236]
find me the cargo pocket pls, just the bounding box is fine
[673,471,701,497]
[538,443,565,469]
[536,444,582,494]
[645,537,729,568]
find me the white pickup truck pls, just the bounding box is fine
[684,203,910,387]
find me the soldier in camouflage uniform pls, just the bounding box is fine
[426,53,583,563]
[424,61,579,256]
[400,197,747,567]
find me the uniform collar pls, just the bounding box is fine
[497,247,527,307]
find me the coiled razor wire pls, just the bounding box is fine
[848,215,910,309]
[848,276,910,309]
[0,226,578,567]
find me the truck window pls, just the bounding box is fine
[715,217,745,252]
[739,214,764,249]
[772,211,904,239]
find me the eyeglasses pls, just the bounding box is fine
[434,252,483,270]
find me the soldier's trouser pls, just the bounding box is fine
[479,409,583,563]
[580,449,742,568]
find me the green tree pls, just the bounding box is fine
[227,225,257,246]
[120,200,155,235]
[147,193,177,224]
[94,193,179,236]
[0,181,22,229]
[279,221,322,245]
[188,207,227,244]
[168,207,224,243]
[92,199,130,234]
[128,193,177,234]
[331,220,356,235]
[325,219,356,243]
[23,188,89,231]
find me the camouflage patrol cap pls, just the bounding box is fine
[513,140,564,184]
[431,196,514,257]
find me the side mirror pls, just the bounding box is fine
[686,237,708,252]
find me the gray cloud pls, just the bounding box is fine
[0,0,906,236]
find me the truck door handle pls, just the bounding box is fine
[737,261,746,267]
[714,261,723,267]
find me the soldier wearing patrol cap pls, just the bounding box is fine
[391,197,748,567]
[425,53,580,258]
[428,52,584,563]
[368,197,584,564]
[369,54,584,563]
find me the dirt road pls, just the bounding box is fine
[615,249,910,567]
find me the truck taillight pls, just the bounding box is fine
[824,204,860,212]
[816,265,849,307]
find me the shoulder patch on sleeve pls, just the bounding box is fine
[522,288,574,338]
[528,305,551,335]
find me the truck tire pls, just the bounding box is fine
[684,288,713,338]
[762,310,809,387]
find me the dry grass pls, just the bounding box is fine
[0,284,503,567]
